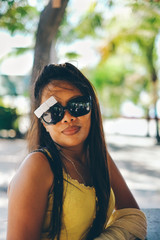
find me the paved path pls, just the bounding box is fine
[106,134,160,208]
[0,139,27,240]
[0,132,160,239]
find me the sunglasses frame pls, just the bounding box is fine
[41,95,92,125]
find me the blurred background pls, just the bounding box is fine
[0,0,160,239]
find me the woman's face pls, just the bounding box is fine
[40,81,91,150]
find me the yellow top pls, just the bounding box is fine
[41,171,115,240]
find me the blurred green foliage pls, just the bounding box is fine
[0,105,18,131]
[65,51,80,59]
[56,0,160,117]
[0,0,160,119]
[0,0,39,34]
[85,1,160,117]
[57,1,103,42]
[0,75,30,97]
[75,2,103,38]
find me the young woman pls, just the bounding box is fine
[7,63,147,240]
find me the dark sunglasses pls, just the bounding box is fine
[41,95,92,125]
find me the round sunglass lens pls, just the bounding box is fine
[42,112,52,123]
[69,98,90,117]
[50,104,64,124]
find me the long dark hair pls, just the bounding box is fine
[27,63,110,240]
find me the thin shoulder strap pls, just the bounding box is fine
[33,148,55,172]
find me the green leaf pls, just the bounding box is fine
[65,52,80,59]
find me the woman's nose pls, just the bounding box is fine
[61,110,76,123]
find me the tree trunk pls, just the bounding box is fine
[31,0,69,87]
[147,39,160,143]
[153,80,160,143]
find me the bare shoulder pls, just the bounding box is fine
[8,151,54,197]
[7,151,54,239]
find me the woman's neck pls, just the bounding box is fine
[60,144,88,164]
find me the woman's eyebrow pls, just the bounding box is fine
[54,94,83,104]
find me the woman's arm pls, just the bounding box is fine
[107,151,139,210]
[7,152,54,240]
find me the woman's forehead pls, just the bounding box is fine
[43,80,79,92]
[41,80,82,102]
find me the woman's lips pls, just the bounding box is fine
[62,126,81,135]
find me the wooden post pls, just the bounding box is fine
[52,0,61,8]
